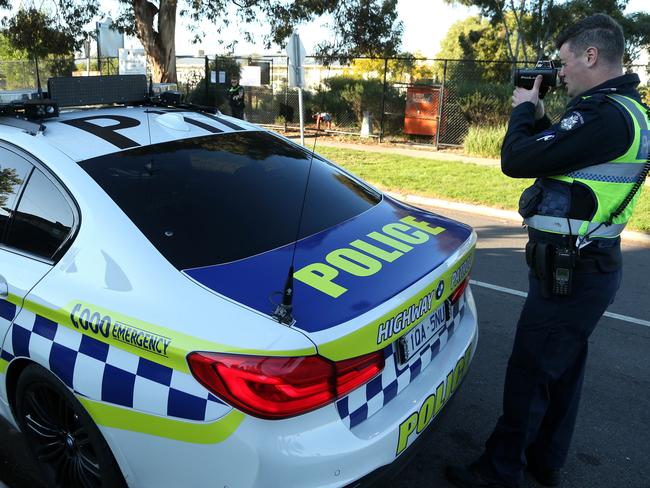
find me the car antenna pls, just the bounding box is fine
[34,56,43,99]
[272,109,324,326]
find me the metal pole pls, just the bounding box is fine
[205,56,209,100]
[379,57,388,143]
[285,58,289,132]
[435,59,447,149]
[298,87,305,146]
[214,56,218,107]
[292,38,305,146]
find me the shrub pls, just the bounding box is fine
[308,76,405,131]
[463,124,507,158]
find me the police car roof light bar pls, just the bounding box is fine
[48,75,149,108]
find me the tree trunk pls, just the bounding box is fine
[132,0,178,83]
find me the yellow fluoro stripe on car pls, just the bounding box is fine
[0,358,8,374]
[5,293,22,307]
[318,247,475,361]
[21,300,316,374]
[79,396,245,444]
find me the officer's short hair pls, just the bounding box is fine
[555,13,625,65]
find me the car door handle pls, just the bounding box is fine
[0,275,8,298]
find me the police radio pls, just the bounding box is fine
[513,60,560,99]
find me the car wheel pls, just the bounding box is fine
[14,364,126,488]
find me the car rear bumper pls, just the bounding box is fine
[100,287,478,488]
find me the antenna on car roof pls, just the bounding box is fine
[35,57,43,99]
[271,105,325,326]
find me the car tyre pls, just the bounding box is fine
[14,364,127,488]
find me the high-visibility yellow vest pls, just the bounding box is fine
[525,94,649,239]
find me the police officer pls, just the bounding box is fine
[228,76,245,119]
[446,13,649,488]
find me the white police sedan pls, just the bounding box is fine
[0,75,477,487]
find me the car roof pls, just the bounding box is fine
[0,106,260,163]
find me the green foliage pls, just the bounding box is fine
[310,75,405,131]
[0,56,75,90]
[436,15,531,76]
[444,0,650,62]
[463,124,507,158]
[3,8,73,59]
[639,85,650,106]
[0,167,22,208]
[344,55,436,88]
[111,0,403,68]
[2,3,97,59]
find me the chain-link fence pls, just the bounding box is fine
[188,55,647,148]
[2,54,648,149]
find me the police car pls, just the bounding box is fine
[0,75,478,487]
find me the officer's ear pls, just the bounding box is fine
[584,46,598,68]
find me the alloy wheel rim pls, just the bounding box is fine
[22,383,101,488]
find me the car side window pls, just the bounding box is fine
[0,150,33,241]
[5,168,74,260]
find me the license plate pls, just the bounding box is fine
[396,302,447,365]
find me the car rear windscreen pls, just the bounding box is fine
[78,131,380,269]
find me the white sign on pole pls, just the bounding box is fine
[97,19,124,58]
[286,33,306,88]
[118,48,147,75]
[219,71,226,84]
[240,66,262,87]
[286,33,307,145]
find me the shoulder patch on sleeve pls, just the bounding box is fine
[536,130,556,142]
[559,111,585,131]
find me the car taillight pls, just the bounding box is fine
[449,276,470,305]
[187,350,384,419]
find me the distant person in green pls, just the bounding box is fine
[228,76,245,120]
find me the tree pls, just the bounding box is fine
[346,55,435,83]
[2,2,98,55]
[444,0,650,64]
[435,15,537,81]
[1,6,89,90]
[111,0,403,83]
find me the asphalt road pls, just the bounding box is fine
[1,208,648,488]
[377,207,650,488]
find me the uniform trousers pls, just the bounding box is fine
[476,266,622,487]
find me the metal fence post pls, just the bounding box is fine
[204,56,209,100]
[285,57,289,132]
[435,59,447,149]
[214,55,218,106]
[379,57,388,143]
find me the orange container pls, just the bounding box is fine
[404,86,440,136]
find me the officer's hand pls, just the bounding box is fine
[512,74,542,112]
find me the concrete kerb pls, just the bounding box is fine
[386,191,650,246]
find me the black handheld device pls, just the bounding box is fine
[513,60,560,99]
[552,247,575,296]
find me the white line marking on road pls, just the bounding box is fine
[470,279,650,328]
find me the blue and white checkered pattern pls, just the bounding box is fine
[0,302,230,422]
[336,295,466,429]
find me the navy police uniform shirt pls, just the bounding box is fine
[501,73,647,271]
